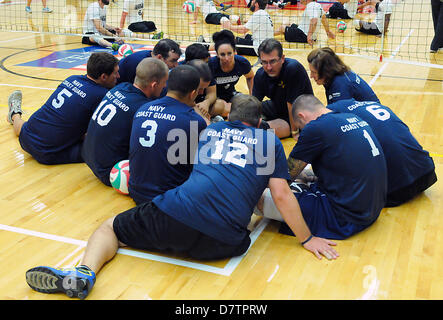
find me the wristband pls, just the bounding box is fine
[301,234,313,245]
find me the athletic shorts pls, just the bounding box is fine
[235,34,257,56]
[81,31,116,45]
[284,24,308,43]
[205,13,229,25]
[113,201,251,260]
[19,123,84,165]
[356,22,382,35]
[386,169,437,207]
[258,183,369,240]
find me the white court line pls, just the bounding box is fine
[0,84,54,90]
[0,35,36,44]
[0,218,269,276]
[370,29,414,86]
[54,246,84,269]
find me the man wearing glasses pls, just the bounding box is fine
[252,39,313,138]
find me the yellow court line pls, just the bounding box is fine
[430,153,443,158]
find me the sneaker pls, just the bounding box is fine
[211,115,225,123]
[277,1,289,9]
[25,6,32,13]
[42,7,52,13]
[152,31,164,40]
[26,266,96,299]
[111,43,120,51]
[218,3,232,11]
[7,90,22,124]
[197,35,206,43]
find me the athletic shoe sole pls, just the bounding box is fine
[26,266,90,299]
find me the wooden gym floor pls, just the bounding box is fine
[0,0,442,300]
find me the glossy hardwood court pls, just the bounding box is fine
[0,0,442,300]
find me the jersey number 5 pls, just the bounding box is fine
[51,88,73,109]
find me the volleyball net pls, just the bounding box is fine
[0,0,441,65]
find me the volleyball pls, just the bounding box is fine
[109,160,130,195]
[182,0,195,13]
[337,21,347,32]
[118,44,134,58]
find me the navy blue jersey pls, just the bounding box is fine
[253,58,313,118]
[82,82,154,186]
[327,99,435,194]
[290,111,387,226]
[20,75,108,155]
[208,55,251,102]
[154,121,290,245]
[325,71,379,104]
[129,96,207,204]
[117,50,152,84]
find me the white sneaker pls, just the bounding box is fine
[42,7,52,13]
[7,90,22,124]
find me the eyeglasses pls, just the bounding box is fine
[260,58,281,66]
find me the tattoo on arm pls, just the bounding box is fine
[287,157,307,180]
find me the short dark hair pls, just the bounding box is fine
[186,59,212,82]
[167,65,200,97]
[134,58,169,88]
[86,52,119,79]
[185,43,210,62]
[257,38,283,58]
[255,0,267,10]
[153,39,182,59]
[212,30,236,53]
[292,94,324,119]
[229,94,262,127]
[307,47,350,86]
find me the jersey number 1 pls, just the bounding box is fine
[363,129,380,157]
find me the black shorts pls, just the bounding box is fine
[81,31,116,45]
[386,169,438,207]
[261,100,290,124]
[235,34,257,56]
[284,24,307,43]
[128,21,157,33]
[205,13,229,25]
[113,202,251,260]
[327,3,352,19]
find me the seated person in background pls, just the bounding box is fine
[252,39,313,138]
[192,0,239,26]
[82,0,124,50]
[282,0,334,45]
[221,0,275,57]
[354,0,393,36]
[7,52,119,165]
[327,99,437,207]
[24,94,339,300]
[117,38,181,84]
[208,30,255,117]
[82,58,169,186]
[307,47,379,104]
[128,65,207,205]
[119,0,164,40]
[327,0,360,19]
